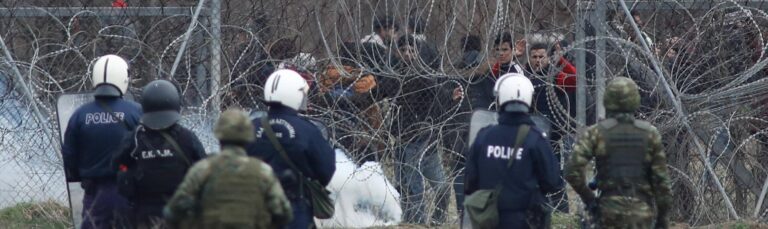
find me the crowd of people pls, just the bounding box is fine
[63,55,333,228]
[60,13,672,229]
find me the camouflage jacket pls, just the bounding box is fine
[164,145,293,228]
[564,114,672,220]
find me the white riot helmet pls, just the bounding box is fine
[264,69,310,111]
[494,73,534,113]
[92,55,129,97]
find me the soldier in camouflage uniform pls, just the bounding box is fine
[564,77,672,229]
[163,109,293,228]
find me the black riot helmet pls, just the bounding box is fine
[140,79,181,130]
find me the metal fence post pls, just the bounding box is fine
[575,2,589,128]
[168,0,209,79]
[209,0,222,116]
[594,0,607,121]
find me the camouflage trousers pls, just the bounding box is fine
[598,196,654,229]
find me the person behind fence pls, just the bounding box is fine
[374,34,462,225]
[316,42,382,163]
[62,54,141,229]
[113,79,207,228]
[464,73,562,229]
[361,15,400,50]
[524,42,578,214]
[470,32,526,110]
[246,69,336,229]
[404,16,427,41]
[163,108,293,228]
[564,77,672,228]
[454,34,483,69]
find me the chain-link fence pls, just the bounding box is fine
[2,0,768,227]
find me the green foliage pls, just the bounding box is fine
[551,212,580,229]
[0,200,71,229]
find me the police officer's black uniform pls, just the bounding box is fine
[465,111,563,228]
[114,124,206,227]
[246,104,336,229]
[113,80,207,228]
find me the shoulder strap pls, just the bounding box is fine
[260,115,304,177]
[506,124,530,169]
[495,124,530,192]
[96,100,132,130]
[159,130,191,166]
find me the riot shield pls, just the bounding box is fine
[308,119,330,141]
[468,109,498,146]
[55,93,93,228]
[55,92,135,228]
[530,114,552,138]
[468,110,554,146]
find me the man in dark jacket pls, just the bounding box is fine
[373,35,461,225]
[469,32,526,110]
[62,55,142,229]
[465,73,563,228]
[455,35,483,69]
[113,80,207,228]
[247,69,336,229]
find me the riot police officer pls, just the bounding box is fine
[113,79,207,228]
[464,73,563,228]
[62,54,142,228]
[246,69,336,229]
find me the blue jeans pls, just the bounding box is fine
[395,140,449,225]
[81,180,131,229]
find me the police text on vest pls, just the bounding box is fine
[487,146,523,160]
[85,112,124,125]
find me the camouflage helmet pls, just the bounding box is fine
[604,77,641,113]
[214,109,255,143]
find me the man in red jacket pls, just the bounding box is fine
[527,43,577,93]
[524,42,577,215]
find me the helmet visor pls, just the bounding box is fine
[141,110,181,130]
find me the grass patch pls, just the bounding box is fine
[0,200,71,229]
[552,212,580,229]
